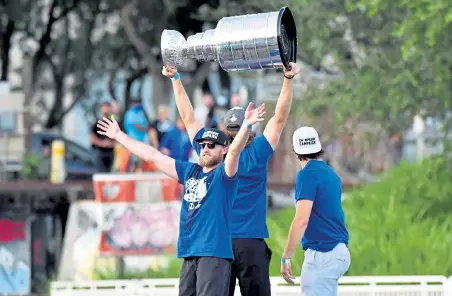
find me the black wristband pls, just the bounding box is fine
[284,74,294,80]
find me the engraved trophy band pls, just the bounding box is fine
[161,7,297,71]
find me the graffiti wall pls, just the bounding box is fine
[0,216,31,295]
[99,202,180,255]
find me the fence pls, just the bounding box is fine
[51,275,452,296]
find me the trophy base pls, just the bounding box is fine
[277,7,297,69]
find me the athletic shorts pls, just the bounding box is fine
[179,256,232,296]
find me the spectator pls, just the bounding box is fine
[124,97,149,142]
[206,104,220,128]
[90,102,116,172]
[124,97,149,171]
[195,92,218,127]
[149,104,173,149]
[230,92,242,108]
[159,117,192,162]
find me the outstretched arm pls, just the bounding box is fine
[225,103,266,177]
[97,117,178,180]
[162,66,203,143]
[263,62,300,150]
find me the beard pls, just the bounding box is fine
[200,155,222,167]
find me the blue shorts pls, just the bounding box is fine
[301,243,351,296]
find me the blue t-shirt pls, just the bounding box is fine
[160,127,192,161]
[124,106,148,142]
[294,160,349,252]
[175,161,238,259]
[193,128,274,238]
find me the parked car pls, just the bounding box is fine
[1,132,97,180]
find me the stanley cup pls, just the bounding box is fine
[161,7,297,72]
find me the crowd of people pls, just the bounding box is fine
[89,91,229,173]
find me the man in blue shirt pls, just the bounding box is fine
[162,62,300,296]
[159,117,192,161]
[124,98,149,142]
[124,98,149,171]
[281,126,350,296]
[96,102,266,296]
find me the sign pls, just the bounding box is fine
[93,173,182,203]
[99,202,180,256]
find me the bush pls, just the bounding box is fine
[267,156,452,276]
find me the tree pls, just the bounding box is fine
[289,0,452,136]
[278,0,452,180]
[118,0,283,111]
[0,0,105,131]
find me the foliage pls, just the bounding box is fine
[94,256,183,280]
[21,152,41,180]
[268,156,452,276]
[289,0,452,140]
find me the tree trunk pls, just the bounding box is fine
[44,78,64,128]
[22,56,34,150]
[0,20,15,81]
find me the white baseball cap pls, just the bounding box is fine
[292,126,322,155]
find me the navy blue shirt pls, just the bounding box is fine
[175,161,238,259]
[193,128,273,238]
[160,127,192,161]
[294,160,349,252]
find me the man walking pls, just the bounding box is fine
[281,126,350,296]
[96,102,266,296]
[162,62,300,296]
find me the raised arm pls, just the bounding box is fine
[162,66,203,143]
[97,116,178,180]
[225,102,266,177]
[263,62,300,150]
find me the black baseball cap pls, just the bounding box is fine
[195,128,229,146]
[223,107,245,131]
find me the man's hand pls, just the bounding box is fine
[281,260,295,284]
[97,116,121,140]
[283,62,301,79]
[162,66,177,78]
[244,102,266,126]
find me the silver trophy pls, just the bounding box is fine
[161,7,297,72]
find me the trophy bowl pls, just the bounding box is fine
[161,7,297,71]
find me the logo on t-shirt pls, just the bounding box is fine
[183,176,207,210]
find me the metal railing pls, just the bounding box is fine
[50,275,452,296]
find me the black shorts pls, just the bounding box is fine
[179,256,232,296]
[228,238,272,296]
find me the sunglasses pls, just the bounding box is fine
[199,142,217,150]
